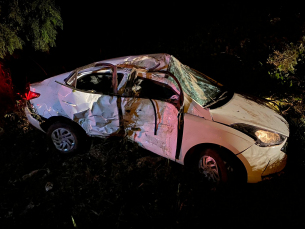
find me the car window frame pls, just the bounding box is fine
[62,63,118,95]
[122,70,184,110]
[125,76,181,108]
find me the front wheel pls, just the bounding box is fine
[47,121,88,154]
[197,148,230,184]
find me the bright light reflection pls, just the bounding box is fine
[255,130,280,143]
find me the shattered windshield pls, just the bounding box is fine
[168,56,224,107]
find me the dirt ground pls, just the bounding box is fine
[1,115,305,229]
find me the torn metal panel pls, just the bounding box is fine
[121,97,178,159]
[89,96,120,136]
[25,53,290,183]
[122,54,171,71]
[58,85,120,136]
[99,53,221,109]
[99,53,171,71]
[72,98,120,136]
[58,86,101,119]
[82,54,222,110]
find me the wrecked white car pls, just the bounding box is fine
[25,54,289,183]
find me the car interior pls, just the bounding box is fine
[76,72,124,94]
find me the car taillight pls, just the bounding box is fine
[25,91,40,100]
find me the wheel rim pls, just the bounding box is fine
[198,156,220,183]
[51,128,75,152]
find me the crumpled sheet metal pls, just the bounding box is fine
[121,54,171,71]
[98,53,171,71]
[31,54,212,157]
[72,96,120,136]
[57,85,120,136]
[100,53,221,108]
[121,97,178,158]
[58,87,100,119]
[48,56,181,157]
[30,82,67,119]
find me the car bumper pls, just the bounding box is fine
[25,106,45,133]
[238,140,288,183]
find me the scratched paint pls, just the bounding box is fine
[26,53,290,183]
[121,97,178,159]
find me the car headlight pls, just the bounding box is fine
[230,123,286,147]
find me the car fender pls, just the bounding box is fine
[177,113,255,164]
[29,82,67,119]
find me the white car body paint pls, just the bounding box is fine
[210,93,289,136]
[179,113,255,160]
[180,95,288,183]
[25,53,289,183]
[98,54,171,71]
[29,72,70,118]
[122,97,178,159]
[239,141,288,183]
[183,93,212,121]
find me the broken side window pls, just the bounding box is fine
[129,77,180,108]
[76,72,124,94]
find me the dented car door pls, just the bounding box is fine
[121,70,181,160]
[57,65,121,137]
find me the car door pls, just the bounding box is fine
[57,65,122,137]
[121,70,182,160]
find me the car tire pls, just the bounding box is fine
[196,148,231,184]
[47,121,89,154]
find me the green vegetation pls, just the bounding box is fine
[0,0,63,58]
[0,0,62,120]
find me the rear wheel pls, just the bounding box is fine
[47,121,89,154]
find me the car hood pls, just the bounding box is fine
[209,93,289,137]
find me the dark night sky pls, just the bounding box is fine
[11,2,207,84]
[37,2,197,75]
[8,2,298,92]
[31,3,228,69]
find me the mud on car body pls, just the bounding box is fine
[25,54,289,184]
